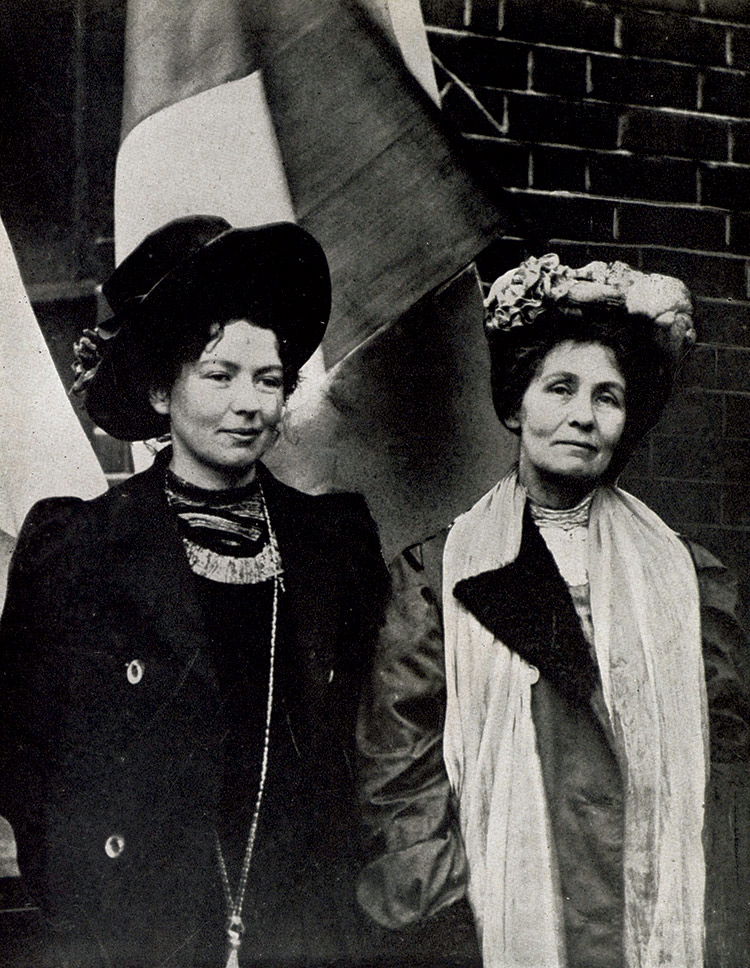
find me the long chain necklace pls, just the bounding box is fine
[213,483,281,968]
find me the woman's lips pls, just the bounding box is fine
[555,439,597,451]
[222,428,261,439]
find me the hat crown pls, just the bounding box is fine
[102,215,231,313]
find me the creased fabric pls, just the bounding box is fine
[443,468,708,968]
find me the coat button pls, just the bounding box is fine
[327,668,335,684]
[104,834,125,859]
[126,659,145,684]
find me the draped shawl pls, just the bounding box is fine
[442,469,708,968]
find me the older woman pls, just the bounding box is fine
[357,256,750,968]
[0,216,387,968]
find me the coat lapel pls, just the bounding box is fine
[97,454,218,688]
[453,509,599,707]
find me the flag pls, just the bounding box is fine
[116,0,515,552]
[0,217,106,541]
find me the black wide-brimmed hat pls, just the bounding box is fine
[73,216,331,440]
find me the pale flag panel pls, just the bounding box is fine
[0,218,106,539]
[115,0,506,357]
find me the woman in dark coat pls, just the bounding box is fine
[357,255,750,968]
[0,216,388,968]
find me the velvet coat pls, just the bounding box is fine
[357,513,750,968]
[0,454,389,968]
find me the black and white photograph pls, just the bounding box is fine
[0,1,748,966]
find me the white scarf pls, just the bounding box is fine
[442,469,708,968]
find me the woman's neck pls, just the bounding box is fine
[518,459,597,509]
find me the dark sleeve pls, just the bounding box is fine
[0,498,85,878]
[355,530,470,930]
[327,492,391,746]
[686,539,750,763]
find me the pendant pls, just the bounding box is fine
[225,914,244,968]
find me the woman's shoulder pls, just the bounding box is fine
[258,464,375,529]
[680,536,741,615]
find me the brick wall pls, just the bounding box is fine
[423,0,750,604]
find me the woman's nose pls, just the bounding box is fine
[230,379,262,412]
[568,392,595,427]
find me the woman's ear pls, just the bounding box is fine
[149,387,171,416]
[504,411,521,432]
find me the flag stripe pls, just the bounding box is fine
[116,72,294,263]
[0,220,106,536]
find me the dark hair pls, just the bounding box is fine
[488,306,673,475]
[146,312,301,400]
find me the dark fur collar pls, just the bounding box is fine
[453,508,599,706]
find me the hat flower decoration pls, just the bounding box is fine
[484,253,696,363]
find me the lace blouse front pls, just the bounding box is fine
[529,492,595,646]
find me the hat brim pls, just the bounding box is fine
[85,222,331,440]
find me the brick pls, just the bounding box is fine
[421,0,466,28]
[617,202,726,250]
[531,145,586,192]
[589,55,696,111]
[730,122,750,164]
[651,433,733,480]
[464,138,530,189]
[631,250,749,299]
[428,33,528,89]
[718,346,750,389]
[469,0,502,34]
[620,0,700,10]
[619,10,727,66]
[731,26,750,71]
[722,437,750,479]
[589,153,697,203]
[505,92,619,148]
[702,163,750,208]
[511,191,615,243]
[704,0,750,22]
[702,69,750,118]
[620,108,729,161]
[501,0,616,51]
[538,242,641,267]
[624,438,651,476]
[440,82,504,136]
[623,476,722,524]
[696,298,750,345]
[722,484,750,524]
[656,388,724,435]
[475,237,533,284]
[532,47,587,99]
[729,212,750,254]
[678,343,718,388]
[725,393,750,434]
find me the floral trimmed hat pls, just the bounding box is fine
[484,253,696,366]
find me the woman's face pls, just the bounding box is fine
[150,319,284,489]
[508,340,627,507]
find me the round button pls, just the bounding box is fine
[527,664,540,685]
[104,834,125,859]
[327,668,335,684]
[126,659,144,685]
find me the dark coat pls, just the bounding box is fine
[0,454,389,968]
[357,513,750,968]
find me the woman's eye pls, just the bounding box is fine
[549,383,571,396]
[597,392,623,408]
[258,376,282,390]
[205,371,231,382]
